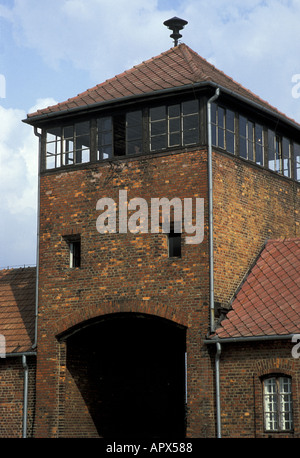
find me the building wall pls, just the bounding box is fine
[0,356,36,438]
[212,150,300,308]
[216,340,300,438]
[35,148,215,438]
[34,145,300,438]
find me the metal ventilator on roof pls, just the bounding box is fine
[163,17,188,46]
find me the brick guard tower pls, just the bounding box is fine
[22,26,300,437]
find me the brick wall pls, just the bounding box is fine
[0,356,36,438]
[216,341,300,438]
[35,148,214,437]
[34,146,300,437]
[212,150,300,307]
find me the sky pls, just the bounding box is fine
[1,0,300,268]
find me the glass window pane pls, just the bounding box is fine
[218,107,225,128]
[182,100,198,115]
[248,139,254,161]
[212,125,217,146]
[226,110,235,132]
[294,143,300,181]
[98,116,112,131]
[151,135,167,151]
[127,110,142,125]
[239,116,247,137]
[218,127,225,149]
[127,141,142,155]
[64,125,73,139]
[282,137,290,177]
[47,127,61,142]
[226,131,234,154]
[268,130,276,170]
[211,103,217,125]
[183,114,198,131]
[169,118,180,133]
[46,155,56,169]
[151,120,166,136]
[184,130,198,145]
[97,117,113,160]
[150,106,165,121]
[169,132,180,147]
[168,104,180,118]
[255,124,264,165]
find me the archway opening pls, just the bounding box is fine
[65,313,186,438]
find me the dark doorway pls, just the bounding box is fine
[66,313,186,438]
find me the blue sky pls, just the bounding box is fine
[1,0,300,268]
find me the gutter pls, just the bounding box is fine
[204,333,296,344]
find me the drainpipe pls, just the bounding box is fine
[33,127,41,349]
[22,355,28,438]
[207,88,221,438]
[5,352,36,438]
[207,87,220,333]
[215,342,222,438]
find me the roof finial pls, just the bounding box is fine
[163,17,188,47]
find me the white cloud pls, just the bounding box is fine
[0,97,56,267]
[2,0,300,267]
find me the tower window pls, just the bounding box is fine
[46,121,90,169]
[150,100,199,152]
[267,130,291,177]
[211,103,235,154]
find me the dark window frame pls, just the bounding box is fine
[211,103,235,154]
[42,96,300,183]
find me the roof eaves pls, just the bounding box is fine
[24,80,300,132]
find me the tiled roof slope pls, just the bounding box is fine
[0,267,36,353]
[26,44,297,125]
[215,238,300,339]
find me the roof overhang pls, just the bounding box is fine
[23,81,300,133]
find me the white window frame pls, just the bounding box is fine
[263,376,293,432]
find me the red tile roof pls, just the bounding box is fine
[26,44,299,126]
[214,238,300,339]
[0,267,36,354]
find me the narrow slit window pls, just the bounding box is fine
[168,223,182,258]
[69,239,81,268]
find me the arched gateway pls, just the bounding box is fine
[58,312,187,438]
